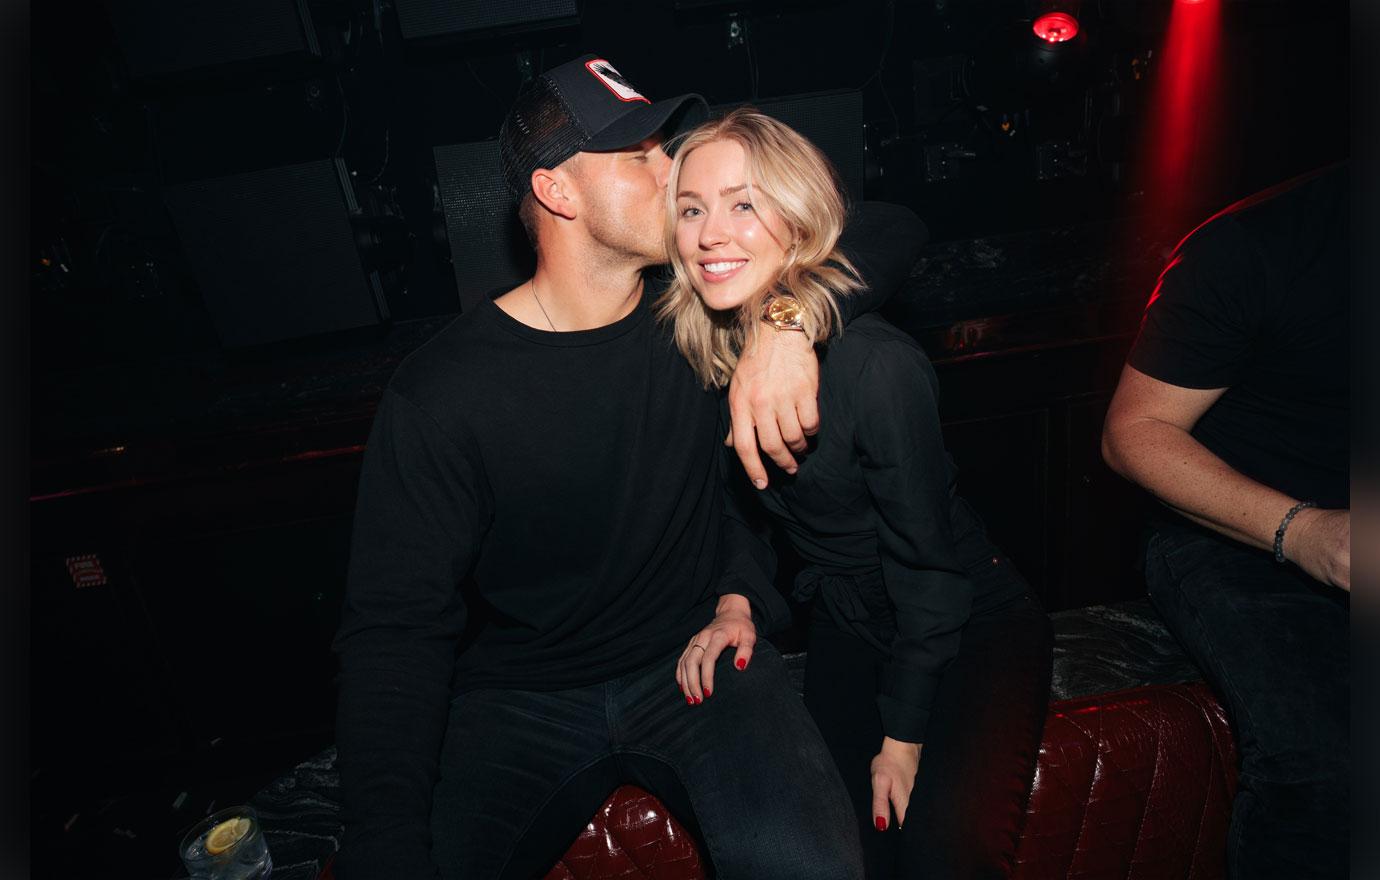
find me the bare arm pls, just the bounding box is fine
[1101,363,1349,589]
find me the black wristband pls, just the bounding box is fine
[1273,500,1317,563]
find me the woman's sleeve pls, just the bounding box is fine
[853,342,973,743]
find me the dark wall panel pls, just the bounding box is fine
[434,140,534,312]
[162,159,388,347]
[105,0,319,77]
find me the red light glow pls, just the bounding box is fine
[1032,12,1079,43]
[1142,0,1224,227]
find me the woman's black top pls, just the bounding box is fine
[739,313,1029,744]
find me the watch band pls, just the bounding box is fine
[762,294,805,331]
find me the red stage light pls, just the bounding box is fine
[1032,12,1079,43]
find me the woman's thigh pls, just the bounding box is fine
[901,598,1053,878]
[802,618,899,877]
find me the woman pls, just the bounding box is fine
[662,108,1053,878]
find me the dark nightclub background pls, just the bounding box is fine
[28,1,1347,877]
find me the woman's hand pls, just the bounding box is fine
[676,594,757,704]
[871,737,922,832]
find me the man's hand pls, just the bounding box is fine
[676,594,757,703]
[1285,507,1350,591]
[870,737,922,832]
[727,330,820,489]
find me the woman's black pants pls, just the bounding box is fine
[803,594,1053,879]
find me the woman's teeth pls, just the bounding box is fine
[703,260,746,274]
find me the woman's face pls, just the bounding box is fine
[674,139,792,312]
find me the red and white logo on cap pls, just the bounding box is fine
[585,59,650,104]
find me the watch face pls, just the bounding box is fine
[767,297,803,324]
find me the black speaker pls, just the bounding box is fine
[395,0,579,40]
[433,140,534,312]
[163,159,389,348]
[713,90,867,203]
[105,0,321,78]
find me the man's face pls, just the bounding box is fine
[571,135,673,265]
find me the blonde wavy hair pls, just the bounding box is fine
[656,107,861,388]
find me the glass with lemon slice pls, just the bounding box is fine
[179,805,272,879]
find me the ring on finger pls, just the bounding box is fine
[690,644,706,652]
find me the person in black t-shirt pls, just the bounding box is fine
[332,56,926,880]
[1102,164,1349,879]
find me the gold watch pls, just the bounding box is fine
[762,294,805,331]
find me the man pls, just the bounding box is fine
[1102,163,1349,879]
[333,55,925,879]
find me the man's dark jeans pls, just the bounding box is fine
[430,638,863,879]
[1144,523,1349,880]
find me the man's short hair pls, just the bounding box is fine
[517,191,540,249]
[500,76,588,204]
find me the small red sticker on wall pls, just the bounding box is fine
[66,554,108,589]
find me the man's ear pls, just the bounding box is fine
[530,167,578,221]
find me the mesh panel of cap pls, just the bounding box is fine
[499,77,590,198]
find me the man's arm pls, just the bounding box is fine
[728,202,927,488]
[1102,364,1350,589]
[333,389,487,879]
[833,201,929,323]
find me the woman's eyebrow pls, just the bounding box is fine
[676,184,749,199]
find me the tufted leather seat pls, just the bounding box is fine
[541,787,705,880]
[1011,682,1237,879]
[264,601,1238,880]
[534,683,1237,880]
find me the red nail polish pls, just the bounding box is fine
[695,696,703,704]
[703,687,712,698]
[735,658,747,670]
[685,695,694,705]
[875,816,887,832]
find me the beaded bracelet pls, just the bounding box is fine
[1273,500,1317,563]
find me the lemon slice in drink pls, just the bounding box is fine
[204,817,251,855]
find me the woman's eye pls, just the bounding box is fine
[734,202,754,212]
[680,206,701,218]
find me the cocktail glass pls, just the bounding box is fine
[179,805,273,880]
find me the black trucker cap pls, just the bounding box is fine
[499,55,708,199]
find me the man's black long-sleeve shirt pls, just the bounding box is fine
[332,202,926,879]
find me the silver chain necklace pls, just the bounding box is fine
[530,276,558,332]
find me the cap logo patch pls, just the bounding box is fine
[585,59,650,104]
